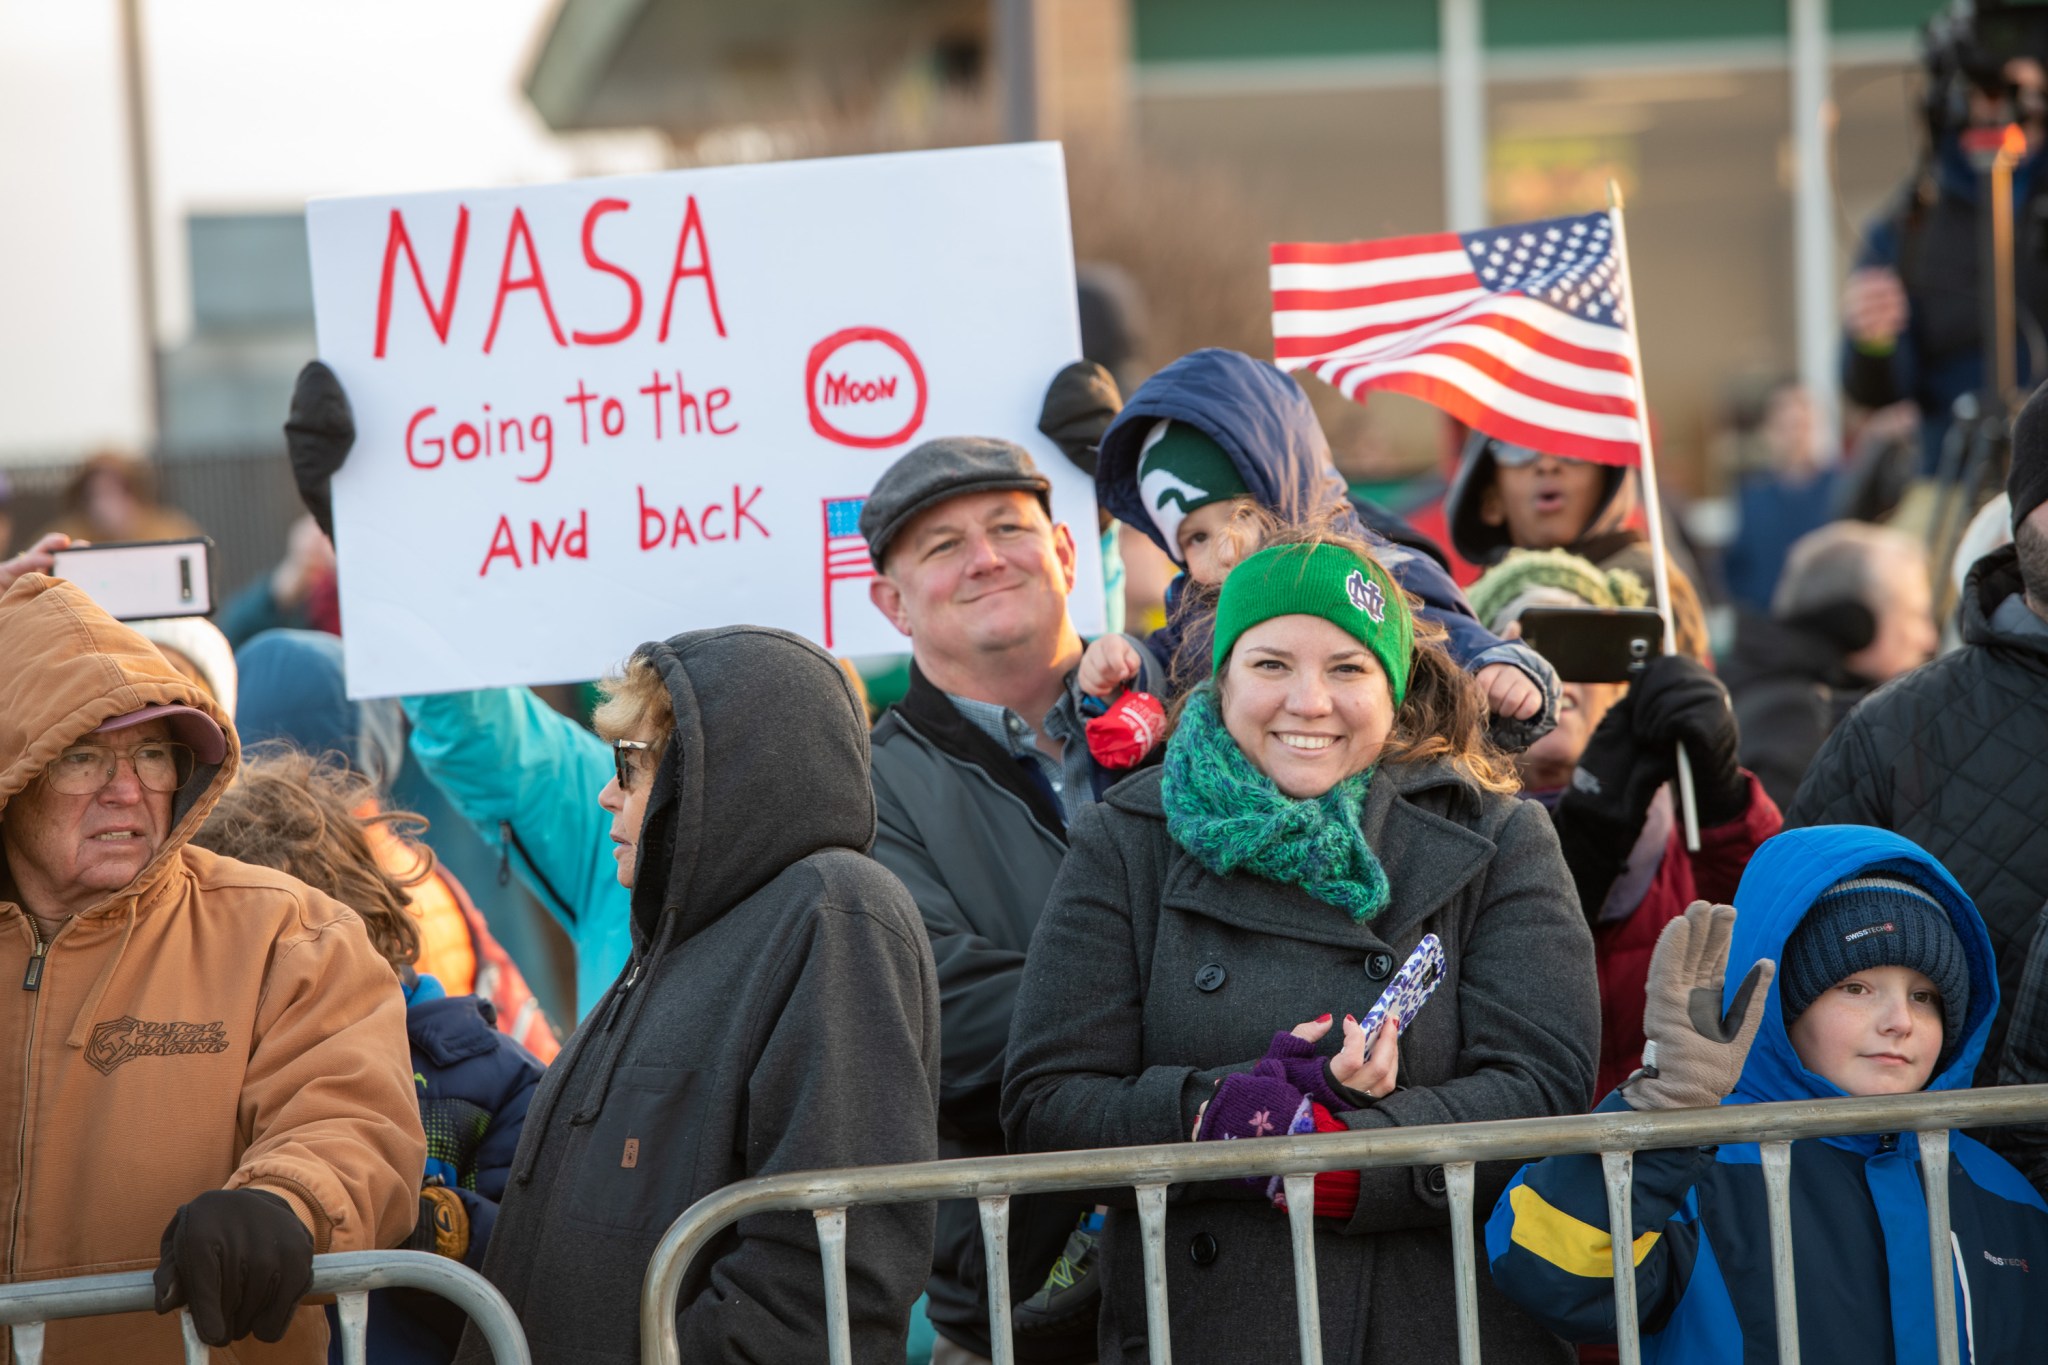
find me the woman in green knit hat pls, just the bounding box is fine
[1002,530,1599,1365]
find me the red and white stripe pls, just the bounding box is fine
[1271,232,1644,467]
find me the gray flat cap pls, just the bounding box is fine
[859,436,1053,567]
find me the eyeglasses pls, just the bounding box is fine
[1490,442,1548,468]
[46,741,196,796]
[612,739,653,793]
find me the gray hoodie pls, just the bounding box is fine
[458,626,940,1365]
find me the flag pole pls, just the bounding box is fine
[1606,178,1701,852]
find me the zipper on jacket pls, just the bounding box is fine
[1879,1133,1898,1153]
[20,915,45,992]
[601,956,642,1032]
[498,820,575,919]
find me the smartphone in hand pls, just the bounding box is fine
[1360,934,1446,1038]
[49,538,214,621]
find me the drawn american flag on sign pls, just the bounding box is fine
[821,496,874,649]
[1271,211,1643,467]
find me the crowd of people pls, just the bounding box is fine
[2,322,2047,1365]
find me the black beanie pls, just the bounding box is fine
[2010,380,2048,531]
[1781,874,1970,1072]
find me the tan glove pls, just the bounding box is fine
[1624,901,1775,1111]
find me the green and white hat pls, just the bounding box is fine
[1212,542,1415,706]
[1137,419,1249,559]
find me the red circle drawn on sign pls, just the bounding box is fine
[804,326,929,449]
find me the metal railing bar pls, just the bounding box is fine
[978,1195,1015,1365]
[1443,1160,1482,1365]
[180,1310,207,1365]
[1759,1141,1800,1365]
[0,1252,531,1365]
[1600,1150,1641,1365]
[1921,1129,1960,1365]
[636,1085,2048,1364]
[1136,1182,1172,1365]
[11,1320,42,1365]
[1281,1174,1324,1365]
[814,1208,853,1365]
[336,1289,370,1365]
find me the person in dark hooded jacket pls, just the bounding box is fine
[1080,349,1559,746]
[454,626,940,1365]
[1488,826,2048,1362]
[1444,430,1710,661]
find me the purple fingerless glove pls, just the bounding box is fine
[1252,1031,1357,1113]
[1196,1073,1312,1147]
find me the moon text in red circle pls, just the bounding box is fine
[804,326,929,449]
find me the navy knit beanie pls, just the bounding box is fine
[1781,874,1970,1070]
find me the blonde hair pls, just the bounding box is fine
[591,654,676,748]
[192,745,425,973]
[1196,524,1522,795]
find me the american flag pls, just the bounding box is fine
[821,495,874,649]
[1271,210,1643,467]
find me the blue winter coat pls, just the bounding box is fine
[402,688,630,1017]
[331,976,544,1364]
[1486,825,2048,1363]
[1096,348,1556,713]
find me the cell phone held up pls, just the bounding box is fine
[1359,934,1447,1040]
[48,538,216,622]
[1516,605,1666,684]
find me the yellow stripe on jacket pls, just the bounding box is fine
[1508,1181,1662,1278]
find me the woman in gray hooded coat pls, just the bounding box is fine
[1002,534,1598,1365]
[456,626,941,1365]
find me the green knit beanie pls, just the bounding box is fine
[1466,547,1649,632]
[1212,543,1414,706]
[1138,420,1250,557]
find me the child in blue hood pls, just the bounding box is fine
[1486,826,2048,1362]
[1077,348,1559,746]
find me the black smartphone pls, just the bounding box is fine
[1516,606,1665,683]
[49,538,216,621]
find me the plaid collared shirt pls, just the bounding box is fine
[944,682,1096,821]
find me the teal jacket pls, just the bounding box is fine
[402,689,630,1019]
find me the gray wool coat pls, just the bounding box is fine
[1001,757,1599,1365]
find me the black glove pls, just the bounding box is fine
[1037,360,1123,477]
[1552,686,1672,920]
[1627,654,1748,827]
[285,360,356,542]
[153,1188,315,1346]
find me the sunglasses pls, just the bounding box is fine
[612,739,653,792]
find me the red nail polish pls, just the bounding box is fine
[1345,1014,1356,1024]
[1316,1013,1332,1023]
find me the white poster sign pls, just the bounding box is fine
[306,143,1097,698]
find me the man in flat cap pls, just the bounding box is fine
[862,437,1106,1365]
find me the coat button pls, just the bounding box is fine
[1194,963,1227,992]
[1366,951,1396,981]
[1426,1165,1447,1195]
[1189,1232,1219,1265]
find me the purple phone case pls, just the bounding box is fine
[1360,934,1445,1038]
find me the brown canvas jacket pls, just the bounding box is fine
[0,575,425,1363]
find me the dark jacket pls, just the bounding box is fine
[1722,611,1869,812]
[868,664,1095,1362]
[1788,545,2048,1067]
[459,627,940,1365]
[1001,759,1600,1365]
[333,981,542,1364]
[1489,826,2048,1363]
[1096,348,1556,721]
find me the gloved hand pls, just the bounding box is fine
[1085,690,1166,769]
[1627,654,1748,827]
[285,360,356,542]
[153,1188,315,1346]
[1623,901,1774,1111]
[1194,1072,1312,1149]
[1037,360,1122,477]
[1553,686,1672,918]
[404,1185,472,1260]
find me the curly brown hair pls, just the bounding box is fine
[1189,524,1523,795]
[192,744,426,973]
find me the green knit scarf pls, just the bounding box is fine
[1161,686,1389,921]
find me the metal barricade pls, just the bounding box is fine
[640,1084,2048,1365]
[0,1250,530,1365]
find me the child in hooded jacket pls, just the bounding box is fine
[1487,825,2048,1362]
[1073,349,1559,748]
[194,747,543,1365]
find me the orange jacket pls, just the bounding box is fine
[0,575,425,1364]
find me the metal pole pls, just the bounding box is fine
[1439,0,1487,233]
[1789,0,1840,462]
[116,0,164,453]
[997,0,1040,142]
[1606,181,1700,851]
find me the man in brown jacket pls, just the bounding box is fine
[0,573,425,1362]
